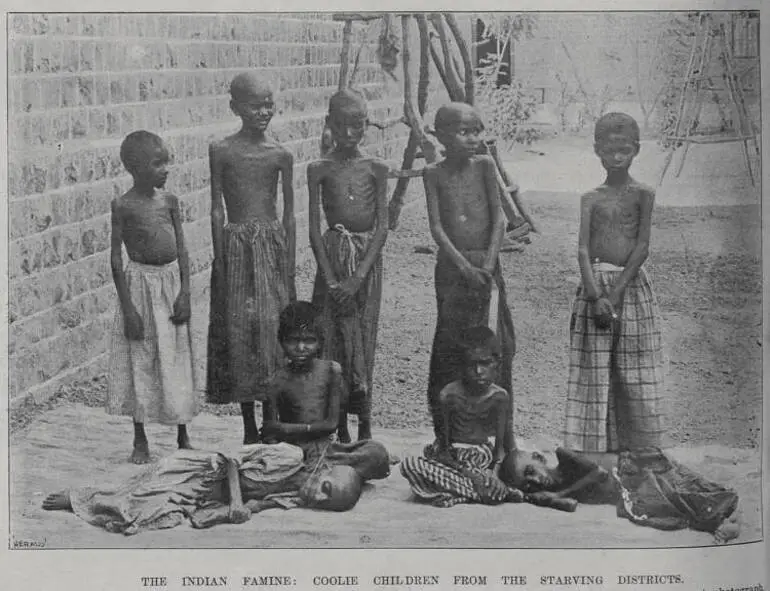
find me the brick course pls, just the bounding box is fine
[8,13,414,407]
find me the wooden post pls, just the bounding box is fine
[389,15,432,230]
[428,14,465,102]
[338,19,353,91]
[445,13,474,105]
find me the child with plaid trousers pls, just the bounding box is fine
[564,112,665,453]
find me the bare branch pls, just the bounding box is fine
[445,13,475,104]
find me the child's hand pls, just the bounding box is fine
[593,297,616,330]
[123,306,145,341]
[472,473,508,504]
[171,291,191,325]
[337,276,363,299]
[228,504,251,525]
[329,282,356,315]
[462,264,492,290]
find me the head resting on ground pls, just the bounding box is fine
[594,112,640,146]
[300,463,363,512]
[498,449,553,493]
[120,130,166,176]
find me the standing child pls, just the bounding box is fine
[107,131,198,464]
[307,89,389,442]
[207,72,296,444]
[564,112,665,453]
[424,102,516,452]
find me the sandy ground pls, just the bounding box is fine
[9,137,762,548]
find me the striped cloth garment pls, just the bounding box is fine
[400,442,505,508]
[207,219,291,404]
[311,225,383,419]
[564,262,665,452]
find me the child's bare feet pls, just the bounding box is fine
[714,514,741,544]
[131,440,151,464]
[42,491,72,511]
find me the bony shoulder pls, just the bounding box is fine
[328,360,343,375]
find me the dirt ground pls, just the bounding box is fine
[9,137,762,548]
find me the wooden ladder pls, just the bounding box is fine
[659,13,759,186]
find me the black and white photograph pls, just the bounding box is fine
[5,8,764,557]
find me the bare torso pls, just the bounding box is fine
[113,191,178,265]
[441,381,508,446]
[312,156,386,233]
[430,156,493,252]
[213,135,290,224]
[272,359,335,428]
[586,179,652,266]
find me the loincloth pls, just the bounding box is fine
[311,225,383,417]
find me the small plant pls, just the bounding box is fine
[475,55,541,148]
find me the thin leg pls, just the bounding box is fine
[241,402,260,445]
[131,422,151,464]
[177,424,193,449]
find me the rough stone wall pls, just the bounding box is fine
[8,13,411,407]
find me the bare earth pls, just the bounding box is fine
[9,138,762,548]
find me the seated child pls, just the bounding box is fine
[106,130,199,464]
[42,442,365,535]
[261,301,391,482]
[400,327,522,507]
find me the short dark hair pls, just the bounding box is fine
[456,326,501,360]
[327,88,368,119]
[278,301,322,343]
[594,112,640,144]
[120,130,165,175]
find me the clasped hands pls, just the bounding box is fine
[329,276,363,315]
[593,293,619,330]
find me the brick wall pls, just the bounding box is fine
[8,13,413,408]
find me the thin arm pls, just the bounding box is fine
[608,188,654,301]
[577,194,601,300]
[352,161,389,282]
[209,143,226,264]
[424,168,472,272]
[169,195,190,294]
[281,151,297,299]
[110,201,133,316]
[307,164,338,285]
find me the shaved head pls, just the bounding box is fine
[230,72,273,102]
[594,112,640,145]
[328,89,368,120]
[434,102,484,134]
[300,464,363,512]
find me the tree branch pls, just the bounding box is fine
[445,13,474,105]
[429,14,465,102]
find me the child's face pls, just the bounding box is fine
[134,144,170,188]
[511,451,552,493]
[281,328,320,364]
[231,90,275,132]
[437,113,483,158]
[327,108,367,150]
[462,346,498,391]
[594,133,639,172]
